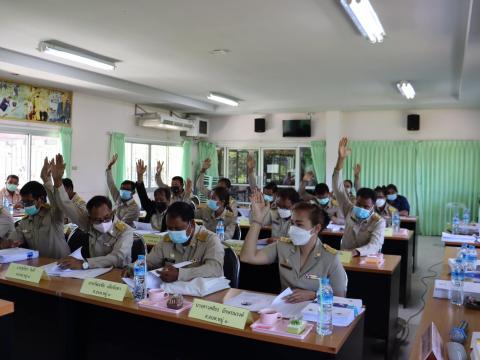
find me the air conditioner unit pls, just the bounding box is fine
[181,117,209,138]
[136,111,194,131]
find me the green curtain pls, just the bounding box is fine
[198,141,219,177]
[310,140,326,183]
[181,139,193,180]
[416,141,480,235]
[344,141,417,215]
[109,132,125,186]
[59,127,72,178]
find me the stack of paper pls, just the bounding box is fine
[43,262,113,279]
[224,291,276,312]
[441,232,478,244]
[301,296,363,327]
[0,248,39,263]
[237,208,251,219]
[326,223,344,232]
[270,288,311,319]
[433,279,480,299]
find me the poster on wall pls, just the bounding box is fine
[0,79,72,126]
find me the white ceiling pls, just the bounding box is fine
[0,0,479,114]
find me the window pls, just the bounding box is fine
[0,131,60,184]
[125,141,183,189]
[300,147,317,187]
[227,149,258,185]
[263,149,296,187]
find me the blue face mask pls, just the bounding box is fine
[387,194,397,201]
[207,199,220,211]
[264,194,273,202]
[25,205,40,216]
[168,224,191,244]
[353,206,372,220]
[318,197,330,206]
[119,189,132,201]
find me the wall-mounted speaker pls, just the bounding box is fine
[254,118,266,133]
[407,114,420,131]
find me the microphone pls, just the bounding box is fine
[449,320,468,344]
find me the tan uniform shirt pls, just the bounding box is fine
[307,199,345,225]
[0,187,21,207]
[261,238,347,295]
[146,225,224,282]
[53,185,133,268]
[195,207,237,240]
[150,211,166,231]
[255,208,291,238]
[155,173,193,205]
[0,208,15,239]
[195,171,238,215]
[71,193,87,217]
[333,169,385,256]
[375,203,398,218]
[106,169,140,227]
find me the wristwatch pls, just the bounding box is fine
[82,261,90,270]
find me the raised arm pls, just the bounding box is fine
[195,159,211,197]
[353,164,362,191]
[135,159,154,212]
[106,154,120,202]
[247,154,259,191]
[184,178,193,199]
[299,171,316,202]
[155,161,167,187]
[43,156,64,225]
[333,138,353,217]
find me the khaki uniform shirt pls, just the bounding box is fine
[333,169,385,256]
[307,199,345,225]
[195,171,238,215]
[0,187,21,207]
[71,193,87,217]
[375,203,398,218]
[106,169,140,227]
[150,211,166,231]
[255,208,291,238]
[195,207,237,240]
[146,225,224,282]
[261,238,347,295]
[155,173,193,205]
[53,185,133,268]
[0,208,15,239]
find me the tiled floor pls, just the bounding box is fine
[363,236,445,360]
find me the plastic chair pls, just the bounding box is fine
[223,244,240,288]
[232,223,242,240]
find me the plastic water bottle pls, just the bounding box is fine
[452,213,460,235]
[7,202,13,216]
[392,212,401,233]
[457,243,468,263]
[317,277,333,336]
[216,218,225,242]
[133,255,146,301]
[450,258,464,306]
[463,208,470,225]
[465,245,478,272]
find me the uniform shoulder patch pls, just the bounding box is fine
[115,221,127,233]
[42,204,51,209]
[322,244,337,254]
[279,237,292,244]
[331,199,339,207]
[371,213,382,222]
[162,234,171,242]
[197,231,209,241]
[225,210,235,217]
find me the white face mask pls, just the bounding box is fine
[93,220,113,234]
[288,225,314,246]
[277,208,292,219]
[376,199,386,208]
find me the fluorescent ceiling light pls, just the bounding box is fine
[340,0,386,44]
[207,92,239,107]
[396,81,416,100]
[38,41,117,70]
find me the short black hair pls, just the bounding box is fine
[6,175,19,182]
[314,183,330,196]
[344,179,353,187]
[62,178,74,190]
[218,177,231,189]
[374,186,387,196]
[292,202,329,229]
[154,186,171,201]
[166,201,194,222]
[86,196,113,212]
[121,180,136,193]
[386,184,398,193]
[277,188,301,204]
[264,181,278,193]
[172,176,184,186]
[20,181,47,201]
[357,188,377,202]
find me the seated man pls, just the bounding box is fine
[155,161,193,205]
[136,159,169,231]
[0,174,22,209]
[240,191,347,302]
[196,158,237,214]
[374,186,398,218]
[146,202,224,282]
[254,187,301,241]
[1,158,69,258]
[51,155,133,269]
[299,172,344,225]
[386,184,410,216]
[195,187,237,240]
[106,154,140,226]
[333,138,385,256]
[62,178,87,217]
[0,207,14,240]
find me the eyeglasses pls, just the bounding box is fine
[89,214,113,225]
[21,200,35,207]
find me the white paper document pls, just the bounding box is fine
[150,260,195,278]
[0,248,39,263]
[223,291,276,312]
[326,223,345,232]
[441,232,478,244]
[133,221,154,231]
[270,287,311,319]
[44,262,113,279]
[237,208,251,218]
[433,279,480,299]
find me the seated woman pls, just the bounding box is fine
[374,186,398,218]
[240,190,347,303]
[195,187,237,240]
[386,184,410,216]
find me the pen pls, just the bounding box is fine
[305,274,319,280]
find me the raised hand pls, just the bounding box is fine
[338,137,350,159]
[354,164,361,177]
[247,154,255,171]
[40,157,51,183]
[107,154,118,171]
[201,159,211,171]
[156,161,164,175]
[136,159,147,180]
[303,171,314,183]
[185,178,193,194]
[51,154,66,182]
[249,189,269,223]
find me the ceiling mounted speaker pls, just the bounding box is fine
[255,118,265,133]
[407,114,420,131]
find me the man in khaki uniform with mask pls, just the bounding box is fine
[49,154,133,269]
[155,161,193,205]
[333,138,385,257]
[241,192,347,303]
[146,202,224,283]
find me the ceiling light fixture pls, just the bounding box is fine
[396,81,416,100]
[340,0,386,43]
[207,92,239,107]
[209,49,230,55]
[38,41,117,70]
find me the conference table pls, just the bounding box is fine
[0,258,364,360]
[409,246,480,359]
[0,298,14,360]
[239,253,401,360]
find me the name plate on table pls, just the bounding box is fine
[142,234,163,246]
[421,322,445,360]
[80,278,132,302]
[189,298,252,330]
[337,251,353,264]
[5,263,49,283]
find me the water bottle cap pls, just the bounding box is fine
[138,255,145,260]
[455,258,462,263]
[321,277,330,285]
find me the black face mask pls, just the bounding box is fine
[171,186,181,194]
[155,202,167,213]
